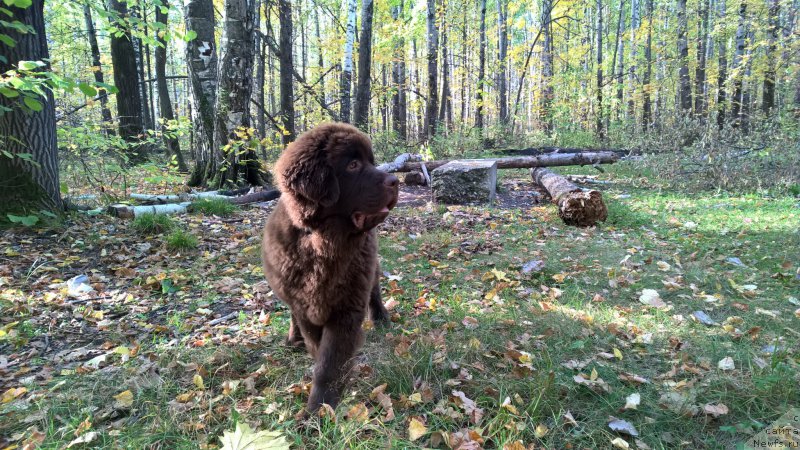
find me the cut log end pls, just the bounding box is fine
[557,190,608,227]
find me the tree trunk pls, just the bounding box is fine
[715,0,728,129]
[628,0,639,120]
[694,0,709,116]
[611,0,624,122]
[279,0,296,142]
[438,1,451,131]
[107,0,147,162]
[532,168,608,227]
[185,0,218,186]
[386,151,620,172]
[255,0,266,158]
[82,4,113,129]
[677,0,692,112]
[641,0,653,130]
[213,0,266,187]
[0,0,61,215]
[731,1,747,127]
[596,0,605,139]
[391,1,407,139]
[354,0,374,130]
[762,0,778,114]
[497,0,509,126]
[541,0,554,134]
[155,0,187,172]
[425,0,439,138]
[475,0,486,133]
[340,0,357,123]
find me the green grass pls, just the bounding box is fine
[2,160,798,449]
[166,228,199,250]
[191,198,239,217]
[132,213,175,234]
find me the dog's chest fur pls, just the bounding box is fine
[262,200,378,326]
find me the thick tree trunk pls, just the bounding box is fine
[386,151,620,172]
[213,0,266,187]
[391,1,407,139]
[108,0,147,162]
[155,0,187,172]
[475,0,486,132]
[340,0,357,123]
[0,0,61,214]
[677,0,692,112]
[279,0,296,142]
[762,0,778,114]
[532,168,608,227]
[354,0,374,130]
[438,3,451,131]
[185,0,218,186]
[82,4,114,128]
[541,0,554,134]
[425,0,439,138]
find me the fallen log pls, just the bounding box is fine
[498,146,636,157]
[531,167,608,227]
[228,189,280,204]
[384,151,619,173]
[108,202,192,218]
[130,191,230,204]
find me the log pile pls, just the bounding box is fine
[531,167,608,227]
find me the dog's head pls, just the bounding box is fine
[275,123,399,233]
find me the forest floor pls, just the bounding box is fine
[1,161,799,449]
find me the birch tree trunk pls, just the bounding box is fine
[694,0,709,116]
[185,0,218,186]
[155,0,187,172]
[497,0,509,126]
[354,0,374,130]
[213,0,266,187]
[596,0,605,139]
[628,0,639,120]
[340,0,357,123]
[611,0,624,122]
[0,0,62,214]
[715,0,728,129]
[541,0,554,134]
[642,0,653,130]
[438,0,451,131]
[82,4,114,129]
[425,0,439,138]
[254,0,266,156]
[730,1,747,127]
[761,0,778,113]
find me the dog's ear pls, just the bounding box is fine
[277,139,340,207]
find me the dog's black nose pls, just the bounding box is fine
[384,174,399,188]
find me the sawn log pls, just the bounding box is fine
[531,167,608,227]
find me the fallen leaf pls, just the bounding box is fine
[703,403,729,418]
[408,418,428,442]
[113,390,134,409]
[639,289,666,308]
[66,431,98,448]
[624,393,641,410]
[218,422,290,450]
[608,418,639,436]
[717,357,735,371]
[345,402,369,422]
[611,437,631,449]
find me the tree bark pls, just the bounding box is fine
[82,4,114,129]
[731,1,747,127]
[677,0,692,112]
[628,0,639,120]
[596,0,605,139]
[438,0,451,131]
[425,0,439,138]
[107,0,147,162]
[612,0,625,122]
[497,0,509,126]
[155,0,187,172]
[391,1,407,139]
[641,0,653,130]
[185,0,218,186]
[278,0,296,142]
[762,0,778,114]
[532,167,608,227]
[0,0,62,214]
[213,0,266,187]
[475,0,486,132]
[255,0,266,157]
[354,0,374,130]
[694,0,709,116]
[715,0,728,129]
[385,151,620,172]
[340,0,357,123]
[541,0,554,134]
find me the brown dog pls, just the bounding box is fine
[261,123,399,414]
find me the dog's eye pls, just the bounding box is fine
[347,160,361,171]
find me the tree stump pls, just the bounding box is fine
[404,170,427,186]
[432,160,497,205]
[531,167,607,227]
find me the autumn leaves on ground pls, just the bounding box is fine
[1,161,799,449]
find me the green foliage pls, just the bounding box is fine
[191,198,238,217]
[6,213,37,226]
[165,228,198,251]
[132,213,174,234]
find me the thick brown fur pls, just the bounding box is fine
[261,123,399,414]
